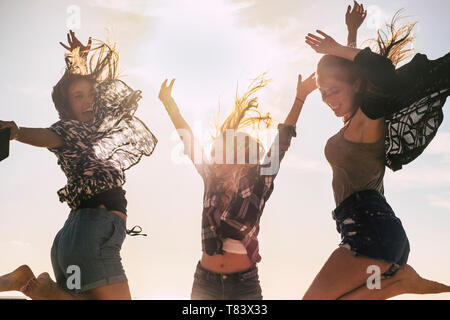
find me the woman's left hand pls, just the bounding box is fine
[346,1,367,32]
[305,30,342,55]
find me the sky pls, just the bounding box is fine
[0,0,449,300]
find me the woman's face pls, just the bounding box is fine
[317,75,360,119]
[68,79,96,123]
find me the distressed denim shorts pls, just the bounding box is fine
[191,261,263,300]
[332,190,410,277]
[50,207,128,293]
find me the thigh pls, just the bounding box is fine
[303,247,392,300]
[81,281,131,300]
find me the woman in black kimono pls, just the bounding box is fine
[301,9,450,299]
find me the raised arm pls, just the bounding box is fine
[259,74,317,176]
[0,121,63,148]
[158,79,204,164]
[283,73,317,126]
[346,1,367,48]
[305,30,398,118]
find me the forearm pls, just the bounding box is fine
[163,98,193,134]
[347,28,357,48]
[283,96,305,127]
[16,127,63,148]
[331,43,362,61]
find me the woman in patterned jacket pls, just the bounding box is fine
[301,5,450,299]
[0,31,157,299]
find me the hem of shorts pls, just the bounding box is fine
[78,275,128,293]
[339,243,405,266]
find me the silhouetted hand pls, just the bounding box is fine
[297,73,317,100]
[346,1,367,31]
[59,29,92,59]
[305,30,341,55]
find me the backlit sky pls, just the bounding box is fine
[0,0,449,299]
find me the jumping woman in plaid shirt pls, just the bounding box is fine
[159,73,316,299]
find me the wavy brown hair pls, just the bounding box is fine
[52,40,119,120]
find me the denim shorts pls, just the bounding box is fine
[50,208,128,293]
[191,261,262,300]
[332,190,410,277]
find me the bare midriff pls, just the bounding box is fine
[98,204,127,222]
[200,252,254,274]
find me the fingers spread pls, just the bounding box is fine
[305,37,320,46]
[169,79,175,89]
[316,30,330,38]
[307,33,324,41]
[59,42,71,50]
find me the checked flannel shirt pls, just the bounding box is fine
[183,123,296,263]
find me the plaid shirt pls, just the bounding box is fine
[187,123,296,263]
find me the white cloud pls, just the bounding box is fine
[427,132,450,163]
[426,194,450,210]
[386,166,450,188]
[8,240,31,247]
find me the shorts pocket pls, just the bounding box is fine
[99,219,126,258]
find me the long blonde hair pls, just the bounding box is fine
[211,74,273,211]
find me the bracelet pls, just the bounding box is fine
[295,96,305,103]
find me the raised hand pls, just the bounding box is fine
[346,1,367,32]
[297,73,317,100]
[305,30,341,55]
[59,30,92,59]
[0,120,20,140]
[159,79,176,104]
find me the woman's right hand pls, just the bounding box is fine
[0,120,19,140]
[305,30,342,55]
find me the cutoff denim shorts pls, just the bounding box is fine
[332,190,410,277]
[191,261,263,300]
[50,207,128,293]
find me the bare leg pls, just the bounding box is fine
[21,272,131,300]
[82,282,131,300]
[339,264,450,299]
[303,247,393,300]
[338,264,450,299]
[20,273,79,300]
[0,265,35,292]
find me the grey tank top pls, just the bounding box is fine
[324,125,385,207]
